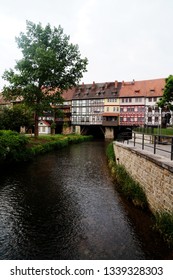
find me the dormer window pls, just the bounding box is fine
[150,89,155,93]
[134,89,140,93]
[112,91,117,95]
[84,90,89,96]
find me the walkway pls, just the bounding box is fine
[125,139,172,159]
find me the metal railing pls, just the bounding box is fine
[123,132,173,161]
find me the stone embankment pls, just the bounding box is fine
[113,141,173,214]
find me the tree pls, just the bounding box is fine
[157,75,173,111]
[2,21,88,137]
[0,104,33,132]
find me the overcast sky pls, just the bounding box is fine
[0,0,173,90]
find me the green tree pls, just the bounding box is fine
[0,104,33,132]
[158,75,173,111]
[2,21,88,137]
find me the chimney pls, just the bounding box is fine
[105,82,108,89]
[122,80,125,86]
[92,81,96,90]
[114,80,118,88]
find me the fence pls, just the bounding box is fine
[124,132,173,161]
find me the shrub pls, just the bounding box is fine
[0,130,29,162]
[154,212,173,247]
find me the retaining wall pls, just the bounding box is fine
[113,141,173,214]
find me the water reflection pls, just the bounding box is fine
[0,141,172,259]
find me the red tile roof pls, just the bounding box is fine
[65,81,121,100]
[62,88,75,100]
[119,78,165,97]
[38,120,51,126]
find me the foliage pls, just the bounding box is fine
[157,75,173,111]
[0,104,33,131]
[113,164,148,208]
[2,21,88,137]
[134,127,173,136]
[0,132,93,164]
[106,142,115,161]
[154,212,173,247]
[50,122,56,129]
[106,142,148,208]
[0,130,29,162]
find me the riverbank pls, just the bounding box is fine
[106,142,173,248]
[0,130,93,165]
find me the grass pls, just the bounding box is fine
[154,212,173,247]
[0,131,93,164]
[134,127,173,136]
[106,142,148,209]
[106,141,173,247]
[26,134,93,157]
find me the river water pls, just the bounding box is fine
[0,140,172,260]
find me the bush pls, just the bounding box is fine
[154,212,173,247]
[0,130,29,162]
[0,132,93,164]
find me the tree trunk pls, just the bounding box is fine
[34,113,39,138]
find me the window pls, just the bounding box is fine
[127,107,134,112]
[135,97,142,102]
[108,98,117,102]
[148,97,152,102]
[148,117,152,122]
[150,89,155,93]
[138,117,144,122]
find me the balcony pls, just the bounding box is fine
[102,120,119,126]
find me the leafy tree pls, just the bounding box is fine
[158,75,173,111]
[2,21,88,137]
[0,104,33,132]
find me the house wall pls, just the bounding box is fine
[39,126,51,134]
[104,98,120,113]
[113,141,173,214]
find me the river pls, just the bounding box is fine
[0,140,172,260]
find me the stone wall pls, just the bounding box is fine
[105,127,114,139]
[113,141,173,214]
